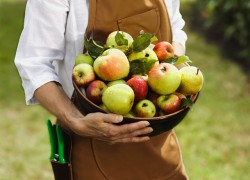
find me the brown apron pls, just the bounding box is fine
[67,0,188,179]
[85,0,172,44]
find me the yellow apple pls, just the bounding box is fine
[177,66,204,95]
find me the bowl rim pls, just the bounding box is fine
[73,82,199,121]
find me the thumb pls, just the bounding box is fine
[103,114,123,124]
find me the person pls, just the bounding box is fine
[15,0,188,179]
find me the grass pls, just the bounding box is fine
[176,31,250,180]
[0,0,249,179]
[0,1,54,179]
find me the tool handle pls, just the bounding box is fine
[56,125,66,164]
[46,119,57,161]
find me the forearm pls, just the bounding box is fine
[34,81,82,128]
[33,81,152,143]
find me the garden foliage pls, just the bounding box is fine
[193,0,250,66]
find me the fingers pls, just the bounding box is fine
[100,122,153,144]
[104,121,151,138]
[108,126,153,144]
[102,113,123,124]
[79,112,154,144]
[117,121,151,134]
[98,112,154,136]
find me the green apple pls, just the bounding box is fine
[177,66,204,95]
[72,63,95,87]
[134,99,156,118]
[75,54,94,66]
[102,84,134,115]
[148,63,181,95]
[93,48,130,81]
[124,110,136,118]
[107,79,126,87]
[128,47,158,63]
[99,103,110,112]
[147,43,155,50]
[106,31,134,53]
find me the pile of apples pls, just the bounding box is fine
[72,31,204,118]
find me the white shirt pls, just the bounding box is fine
[15,0,187,105]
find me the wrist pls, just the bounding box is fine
[59,103,85,132]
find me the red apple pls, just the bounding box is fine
[175,92,186,101]
[148,63,181,95]
[132,74,148,82]
[86,80,108,104]
[157,93,185,114]
[153,41,175,61]
[72,63,95,87]
[134,99,156,118]
[126,76,148,102]
[93,49,130,81]
[146,90,160,107]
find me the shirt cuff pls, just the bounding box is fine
[24,75,61,105]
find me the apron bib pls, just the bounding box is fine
[85,0,172,43]
[69,0,188,179]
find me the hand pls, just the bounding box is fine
[69,112,153,144]
[33,82,152,144]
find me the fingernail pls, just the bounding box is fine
[115,115,123,122]
[142,121,150,126]
[148,127,153,132]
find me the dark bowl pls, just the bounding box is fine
[73,82,199,136]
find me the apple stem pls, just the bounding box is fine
[161,66,167,73]
[196,68,200,75]
[142,103,148,107]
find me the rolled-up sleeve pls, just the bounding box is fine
[15,0,69,105]
[169,0,187,47]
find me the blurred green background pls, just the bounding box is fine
[0,0,249,179]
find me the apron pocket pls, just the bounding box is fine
[117,8,160,38]
[49,127,73,180]
[50,161,73,180]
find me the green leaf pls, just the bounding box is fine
[162,55,192,65]
[115,31,128,46]
[162,56,178,64]
[180,97,194,108]
[129,58,157,75]
[150,35,158,43]
[132,33,157,52]
[174,55,192,65]
[84,35,104,59]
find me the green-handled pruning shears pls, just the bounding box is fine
[46,119,66,163]
[56,124,66,163]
